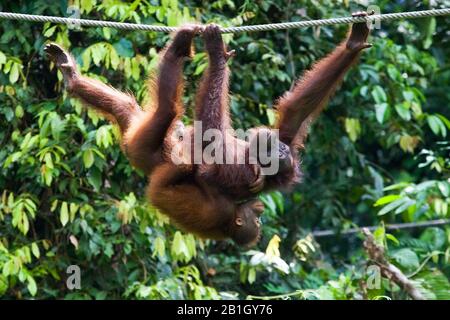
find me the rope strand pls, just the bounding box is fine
[0,8,449,33]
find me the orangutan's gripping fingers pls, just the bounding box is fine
[45,43,67,64]
[249,165,265,193]
[45,43,78,82]
[250,176,265,193]
[203,24,228,60]
[169,24,203,58]
[44,43,76,72]
[347,11,374,52]
[224,49,236,61]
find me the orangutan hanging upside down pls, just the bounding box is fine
[45,12,372,247]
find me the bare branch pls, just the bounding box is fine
[362,228,426,300]
[312,219,450,238]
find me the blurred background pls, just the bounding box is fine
[0,0,448,299]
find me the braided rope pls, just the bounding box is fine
[222,8,450,33]
[0,8,449,33]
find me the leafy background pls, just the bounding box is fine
[0,0,449,300]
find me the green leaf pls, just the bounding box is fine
[344,118,361,142]
[437,182,449,197]
[260,194,276,215]
[96,125,113,148]
[435,114,450,130]
[393,198,415,214]
[371,85,387,103]
[402,90,415,102]
[0,51,6,66]
[415,270,450,300]
[4,107,14,121]
[31,243,40,258]
[27,276,37,296]
[374,194,401,207]
[152,237,166,258]
[266,109,276,126]
[420,228,446,251]
[248,268,256,284]
[60,202,69,226]
[83,149,95,168]
[2,260,14,277]
[395,103,411,121]
[427,115,446,137]
[43,25,57,37]
[422,17,436,49]
[171,231,189,262]
[374,103,389,124]
[383,183,410,191]
[391,248,419,270]
[373,226,385,247]
[386,234,400,245]
[9,63,19,83]
[0,275,7,296]
[87,167,102,191]
[377,197,411,216]
[167,9,180,26]
[185,234,197,259]
[42,165,53,186]
[102,27,111,40]
[81,0,94,13]
[15,105,24,118]
[91,43,106,65]
[194,62,208,76]
[50,114,65,140]
[44,153,54,169]
[113,39,134,57]
[387,64,401,81]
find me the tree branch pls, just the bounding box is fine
[312,219,450,238]
[362,228,426,300]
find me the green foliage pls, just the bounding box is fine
[0,0,448,300]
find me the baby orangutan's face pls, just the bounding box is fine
[230,200,264,247]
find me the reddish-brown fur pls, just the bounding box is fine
[194,18,371,198]
[45,25,263,246]
[45,14,371,246]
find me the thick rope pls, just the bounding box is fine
[0,8,449,33]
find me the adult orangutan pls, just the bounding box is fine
[45,12,372,246]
